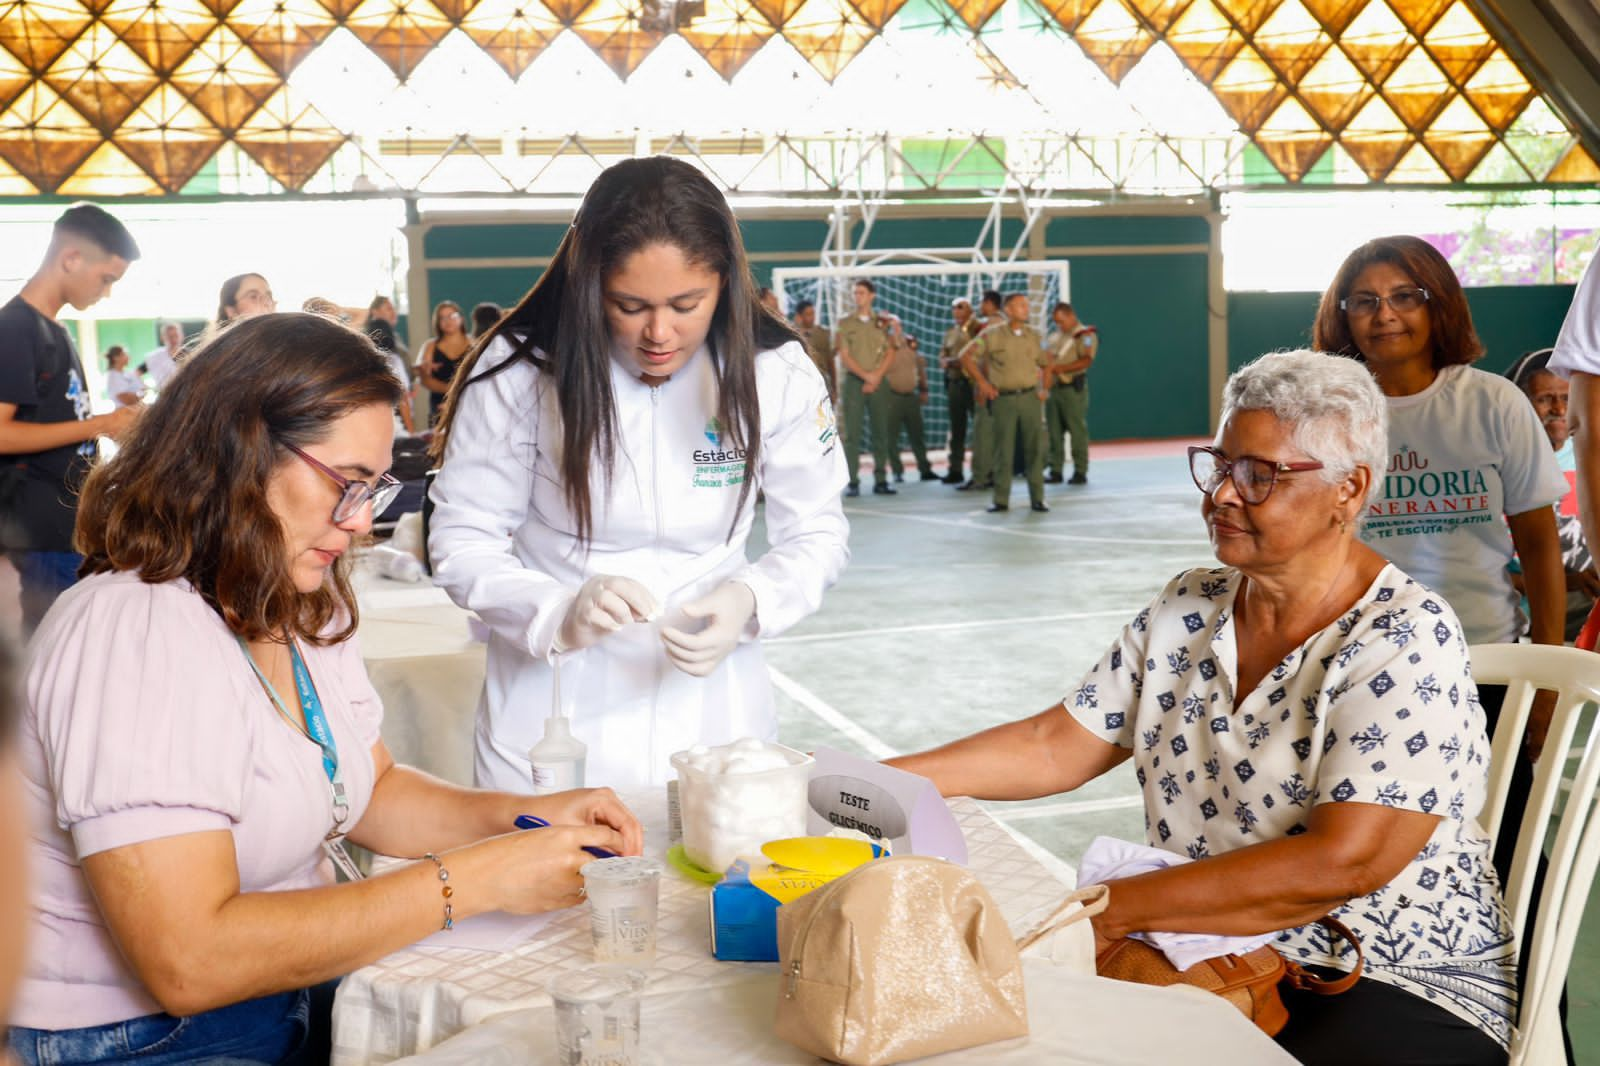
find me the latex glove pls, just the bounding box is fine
[555,575,659,654]
[660,581,756,677]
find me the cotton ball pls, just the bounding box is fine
[742,749,789,772]
[689,744,710,757]
[733,737,764,753]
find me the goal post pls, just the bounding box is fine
[772,259,1071,454]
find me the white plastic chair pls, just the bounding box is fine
[1470,642,1600,1066]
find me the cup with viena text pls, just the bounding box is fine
[580,856,663,963]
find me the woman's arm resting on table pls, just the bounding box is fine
[348,740,643,857]
[1091,801,1440,941]
[82,816,626,1018]
[886,703,1130,801]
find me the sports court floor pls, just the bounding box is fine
[755,439,1600,1061]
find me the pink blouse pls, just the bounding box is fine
[15,571,384,1030]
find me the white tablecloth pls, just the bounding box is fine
[354,566,483,787]
[394,961,1295,1065]
[329,797,1293,1065]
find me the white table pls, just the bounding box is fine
[329,797,1295,1065]
[354,565,483,787]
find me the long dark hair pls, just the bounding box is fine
[432,156,798,545]
[76,313,404,644]
[1313,235,1484,368]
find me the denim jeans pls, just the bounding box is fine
[12,549,82,634]
[7,982,328,1065]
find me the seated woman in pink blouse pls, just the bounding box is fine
[9,312,642,1066]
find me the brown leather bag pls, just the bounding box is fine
[1095,917,1363,1036]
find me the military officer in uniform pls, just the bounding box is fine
[836,279,895,497]
[884,324,936,482]
[792,299,836,403]
[939,298,975,484]
[958,290,1005,492]
[1043,301,1097,485]
[961,292,1050,513]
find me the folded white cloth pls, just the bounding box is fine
[1078,836,1278,971]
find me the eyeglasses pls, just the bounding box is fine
[284,442,403,523]
[1188,445,1324,505]
[1340,287,1430,317]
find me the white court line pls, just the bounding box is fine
[843,506,1211,547]
[994,795,1145,821]
[768,607,1134,646]
[768,666,898,759]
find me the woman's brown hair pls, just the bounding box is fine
[1312,235,1484,368]
[76,312,403,644]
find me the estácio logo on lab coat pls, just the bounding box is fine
[694,417,748,488]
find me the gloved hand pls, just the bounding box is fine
[555,575,659,654]
[660,581,757,677]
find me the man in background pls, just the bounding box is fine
[0,203,139,631]
[1042,301,1097,485]
[142,321,184,389]
[961,292,1049,513]
[940,298,975,484]
[958,291,1004,492]
[792,300,836,403]
[884,325,936,482]
[1508,348,1597,639]
[836,279,895,497]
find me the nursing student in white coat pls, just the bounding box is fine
[429,157,850,792]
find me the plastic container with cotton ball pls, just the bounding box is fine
[529,652,586,794]
[669,738,813,876]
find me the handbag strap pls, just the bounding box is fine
[1014,883,1110,952]
[1281,916,1365,995]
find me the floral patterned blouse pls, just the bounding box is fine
[1067,564,1517,1046]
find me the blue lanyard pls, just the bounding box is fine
[240,636,350,838]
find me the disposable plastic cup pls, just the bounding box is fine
[580,857,662,963]
[550,966,645,1066]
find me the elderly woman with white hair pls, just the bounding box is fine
[891,351,1515,1065]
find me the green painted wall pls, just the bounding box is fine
[1045,214,1210,247]
[1072,252,1211,439]
[423,223,568,260]
[427,268,540,319]
[422,213,1580,443]
[1227,292,1319,371]
[423,213,1218,439]
[1466,284,1577,375]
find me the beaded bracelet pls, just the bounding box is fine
[422,852,454,931]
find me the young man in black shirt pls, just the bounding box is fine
[0,203,140,631]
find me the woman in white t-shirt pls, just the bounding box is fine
[1312,235,1566,884]
[103,346,144,409]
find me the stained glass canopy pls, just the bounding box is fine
[0,0,1593,195]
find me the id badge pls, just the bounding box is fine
[323,837,367,882]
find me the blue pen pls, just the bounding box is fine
[515,814,619,859]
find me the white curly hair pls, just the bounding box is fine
[1218,349,1388,508]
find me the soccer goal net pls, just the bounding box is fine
[772,260,1071,453]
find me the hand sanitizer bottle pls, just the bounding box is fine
[529,654,586,794]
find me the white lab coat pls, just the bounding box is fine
[429,335,850,790]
